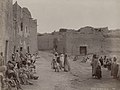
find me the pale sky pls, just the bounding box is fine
[13,0,120,33]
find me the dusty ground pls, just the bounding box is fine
[22,51,120,90]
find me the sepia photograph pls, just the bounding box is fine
[0,0,120,90]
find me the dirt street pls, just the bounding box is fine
[22,51,120,90]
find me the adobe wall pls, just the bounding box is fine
[37,27,120,57]
[0,0,13,62]
[13,2,38,55]
[13,2,23,52]
[103,30,120,57]
[37,34,63,51]
[29,19,38,54]
[65,31,104,55]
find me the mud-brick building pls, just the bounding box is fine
[64,26,108,55]
[37,32,63,51]
[0,0,14,62]
[29,19,38,55]
[37,26,110,55]
[55,27,108,55]
[13,2,38,54]
[103,30,120,57]
[38,26,120,56]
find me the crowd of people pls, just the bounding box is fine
[51,52,120,80]
[91,54,119,79]
[51,52,70,72]
[0,50,39,90]
[0,49,119,89]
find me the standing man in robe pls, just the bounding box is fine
[91,54,101,78]
[111,57,119,79]
[64,54,70,72]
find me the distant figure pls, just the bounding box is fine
[19,50,24,60]
[103,56,107,68]
[73,55,78,61]
[57,54,62,70]
[15,50,21,69]
[99,57,103,66]
[96,63,102,79]
[60,54,64,68]
[106,58,112,71]
[0,52,4,66]
[51,53,60,72]
[111,57,119,79]
[91,54,102,79]
[64,54,70,72]
[32,54,36,64]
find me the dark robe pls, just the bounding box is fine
[91,58,99,76]
[99,58,103,66]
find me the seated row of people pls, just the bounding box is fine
[5,51,39,90]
